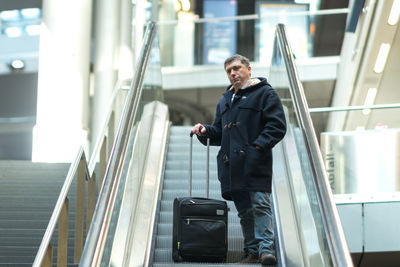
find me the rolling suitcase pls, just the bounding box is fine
[172,133,228,262]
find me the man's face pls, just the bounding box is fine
[225,60,251,90]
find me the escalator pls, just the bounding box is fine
[150,121,329,267]
[81,22,352,267]
[46,22,353,266]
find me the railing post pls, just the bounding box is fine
[108,111,115,155]
[74,156,86,263]
[57,198,69,267]
[99,137,107,192]
[42,245,53,267]
[87,173,96,231]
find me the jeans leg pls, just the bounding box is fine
[231,191,258,255]
[250,191,275,255]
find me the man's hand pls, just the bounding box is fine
[191,123,207,136]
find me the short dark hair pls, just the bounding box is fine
[224,54,250,69]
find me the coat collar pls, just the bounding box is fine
[222,77,269,108]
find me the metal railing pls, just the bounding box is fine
[274,23,353,266]
[79,21,157,266]
[33,21,157,267]
[309,103,400,113]
[32,80,126,266]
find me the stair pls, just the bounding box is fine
[151,126,260,266]
[0,160,72,266]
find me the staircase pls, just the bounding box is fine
[152,126,260,266]
[0,160,70,266]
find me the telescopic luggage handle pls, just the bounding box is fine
[189,132,210,198]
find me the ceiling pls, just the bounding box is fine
[0,0,41,12]
[327,0,400,132]
[1,0,398,137]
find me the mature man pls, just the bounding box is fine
[191,54,286,265]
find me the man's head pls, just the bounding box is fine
[224,54,251,91]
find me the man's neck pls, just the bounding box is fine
[234,78,251,93]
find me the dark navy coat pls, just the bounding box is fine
[198,77,286,200]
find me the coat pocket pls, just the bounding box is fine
[244,145,267,178]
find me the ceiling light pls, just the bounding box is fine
[362,88,377,115]
[180,0,191,12]
[25,24,41,35]
[388,0,400,25]
[373,43,390,73]
[9,59,25,71]
[4,27,23,37]
[0,10,19,21]
[21,8,41,19]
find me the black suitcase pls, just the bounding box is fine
[172,134,228,262]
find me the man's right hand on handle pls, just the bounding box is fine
[191,123,207,136]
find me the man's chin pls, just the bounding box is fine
[232,81,241,88]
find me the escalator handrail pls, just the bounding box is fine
[274,23,353,267]
[79,21,157,266]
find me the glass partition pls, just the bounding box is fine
[270,35,333,266]
[269,24,353,266]
[158,8,348,67]
[80,22,163,265]
[309,106,400,198]
[99,31,164,266]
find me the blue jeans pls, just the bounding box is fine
[231,191,274,256]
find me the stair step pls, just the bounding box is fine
[0,210,77,220]
[155,235,244,250]
[153,248,247,264]
[0,159,84,265]
[0,161,69,180]
[164,170,218,180]
[0,236,75,246]
[0,256,35,264]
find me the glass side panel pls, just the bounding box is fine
[99,28,163,266]
[269,28,333,266]
[312,108,400,197]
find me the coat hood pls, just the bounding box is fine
[225,77,271,94]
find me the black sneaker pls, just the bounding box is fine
[260,253,277,265]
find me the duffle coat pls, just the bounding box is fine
[197,77,286,200]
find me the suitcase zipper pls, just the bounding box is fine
[186,201,225,206]
[184,218,225,224]
[184,202,228,215]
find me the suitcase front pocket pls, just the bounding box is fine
[180,218,226,248]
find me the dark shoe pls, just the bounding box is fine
[238,252,259,264]
[260,253,277,265]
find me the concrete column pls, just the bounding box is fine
[33,0,92,162]
[133,0,147,61]
[159,0,177,66]
[91,0,121,153]
[119,0,134,81]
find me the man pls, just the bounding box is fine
[191,54,286,265]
